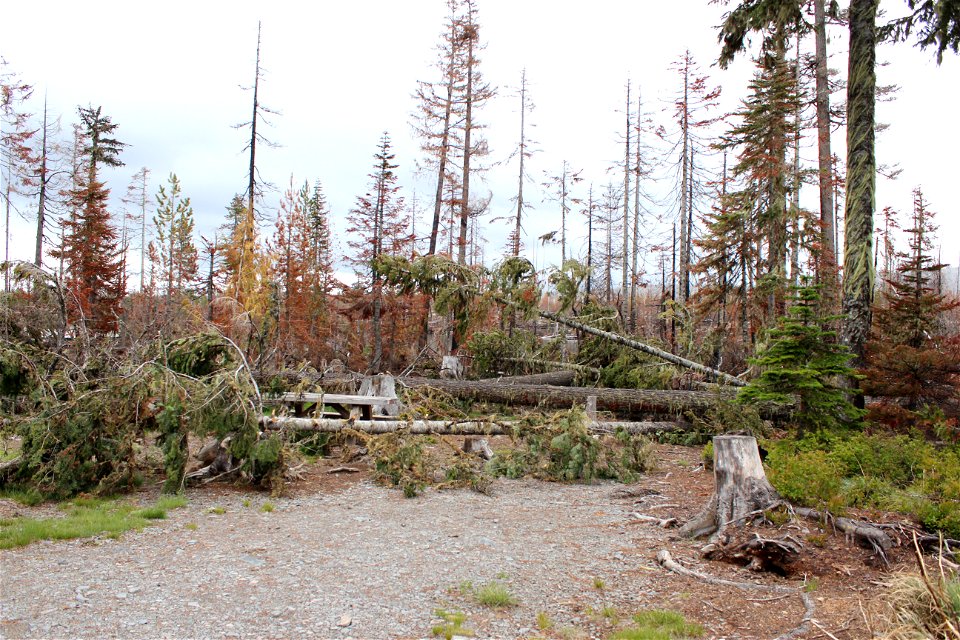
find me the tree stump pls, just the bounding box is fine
[679,435,781,541]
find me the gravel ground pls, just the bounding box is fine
[1,477,668,640]
[0,446,897,639]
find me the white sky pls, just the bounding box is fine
[2,0,958,288]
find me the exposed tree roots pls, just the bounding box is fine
[656,549,815,640]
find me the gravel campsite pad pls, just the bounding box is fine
[0,445,903,639]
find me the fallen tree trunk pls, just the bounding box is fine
[499,358,601,375]
[399,376,733,418]
[535,308,747,388]
[483,370,576,386]
[258,416,684,435]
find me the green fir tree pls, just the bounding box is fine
[739,279,863,433]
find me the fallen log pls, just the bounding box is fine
[483,370,576,386]
[398,376,733,418]
[258,416,684,435]
[535,308,747,387]
[498,358,601,375]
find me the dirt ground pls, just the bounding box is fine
[0,442,915,639]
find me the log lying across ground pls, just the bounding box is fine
[483,370,576,386]
[399,376,734,418]
[259,416,684,435]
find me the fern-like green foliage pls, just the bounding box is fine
[739,280,863,433]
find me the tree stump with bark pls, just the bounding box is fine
[679,435,781,541]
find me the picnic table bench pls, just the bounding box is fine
[266,392,399,420]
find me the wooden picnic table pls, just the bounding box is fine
[265,392,399,420]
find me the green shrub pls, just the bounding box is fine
[766,447,843,508]
[764,432,960,538]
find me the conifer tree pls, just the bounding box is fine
[151,173,198,297]
[221,194,269,319]
[346,133,410,373]
[54,106,126,333]
[722,50,801,318]
[1,63,35,291]
[739,280,862,433]
[863,188,960,410]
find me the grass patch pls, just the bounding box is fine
[207,506,226,515]
[0,486,44,506]
[472,581,517,608]
[536,611,554,630]
[594,577,606,590]
[601,605,620,622]
[185,522,198,531]
[135,506,167,520]
[431,609,473,639]
[609,610,704,640]
[882,563,960,639]
[0,496,186,549]
[155,495,187,510]
[260,502,274,513]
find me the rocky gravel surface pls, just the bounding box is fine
[0,446,897,639]
[2,477,670,639]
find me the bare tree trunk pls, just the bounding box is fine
[458,22,474,266]
[534,307,745,387]
[630,91,642,332]
[622,80,631,304]
[790,36,803,291]
[34,98,50,267]
[815,0,837,285]
[512,69,529,257]
[260,416,683,435]
[679,59,690,304]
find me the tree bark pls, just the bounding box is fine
[680,435,782,541]
[483,370,576,386]
[814,0,837,285]
[841,0,879,373]
[259,416,682,435]
[399,376,733,418]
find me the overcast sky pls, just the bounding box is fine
[2,0,958,289]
